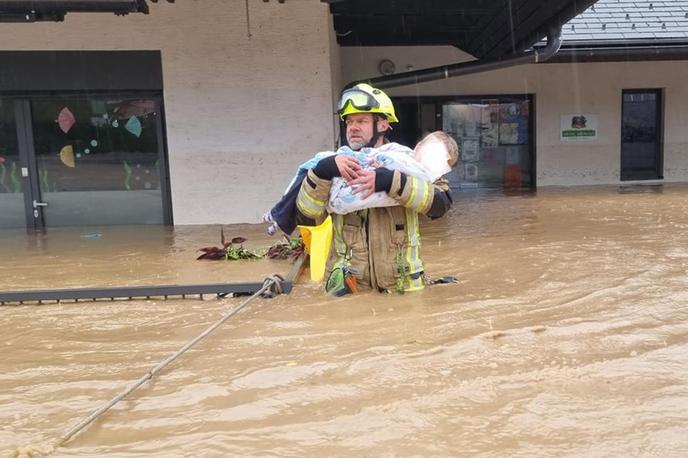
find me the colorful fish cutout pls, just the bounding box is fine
[57,108,76,133]
[125,116,142,138]
[59,145,75,168]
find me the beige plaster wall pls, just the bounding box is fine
[341,46,688,186]
[0,0,337,224]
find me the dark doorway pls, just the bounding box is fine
[388,101,439,148]
[621,89,663,181]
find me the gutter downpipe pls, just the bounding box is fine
[348,26,563,91]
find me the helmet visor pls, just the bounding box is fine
[337,88,380,114]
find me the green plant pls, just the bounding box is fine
[197,228,261,261]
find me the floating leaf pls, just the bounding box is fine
[57,107,75,133]
[231,237,247,244]
[59,145,75,168]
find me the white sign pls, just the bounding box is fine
[560,114,598,141]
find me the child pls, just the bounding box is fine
[263,131,459,235]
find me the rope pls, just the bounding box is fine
[56,274,285,447]
[260,274,285,298]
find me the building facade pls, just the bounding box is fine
[0,0,686,229]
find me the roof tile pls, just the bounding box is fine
[562,0,688,42]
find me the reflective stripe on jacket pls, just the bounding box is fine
[296,169,451,292]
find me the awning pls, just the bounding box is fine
[0,0,172,22]
[322,0,599,59]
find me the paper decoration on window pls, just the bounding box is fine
[505,147,521,165]
[57,108,76,134]
[39,168,50,193]
[481,127,498,147]
[123,160,132,190]
[59,145,75,168]
[10,162,20,192]
[84,148,90,154]
[125,116,142,138]
[461,137,480,162]
[113,99,155,119]
[90,139,98,147]
[464,163,478,180]
[499,123,519,145]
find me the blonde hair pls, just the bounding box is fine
[416,131,460,167]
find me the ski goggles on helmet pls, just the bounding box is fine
[337,88,380,115]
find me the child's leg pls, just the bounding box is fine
[265,169,308,235]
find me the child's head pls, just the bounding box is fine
[414,131,460,179]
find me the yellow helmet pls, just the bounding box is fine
[337,83,399,123]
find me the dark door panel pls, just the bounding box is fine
[621,90,663,181]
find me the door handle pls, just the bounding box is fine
[32,200,48,208]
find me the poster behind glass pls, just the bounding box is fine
[443,98,531,190]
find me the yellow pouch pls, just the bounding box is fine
[298,215,333,282]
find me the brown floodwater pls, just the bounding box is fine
[2,185,688,457]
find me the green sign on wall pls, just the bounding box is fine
[560,114,598,141]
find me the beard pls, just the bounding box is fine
[347,139,366,150]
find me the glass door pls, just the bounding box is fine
[621,89,663,181]
[0,98,27,229]
[28,93,170,227]
[0,93,170,229]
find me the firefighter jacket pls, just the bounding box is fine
[295,167,452,292]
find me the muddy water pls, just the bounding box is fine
[2,185,688,457]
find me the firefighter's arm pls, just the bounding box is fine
[294,156,337,226]
[376,168,453,219]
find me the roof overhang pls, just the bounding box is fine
[0,0,172,22]
[322,0,599,59]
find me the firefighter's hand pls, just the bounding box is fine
[350,169,376,199]
[335,155,362,182]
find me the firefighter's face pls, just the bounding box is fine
[345,113,389,150]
